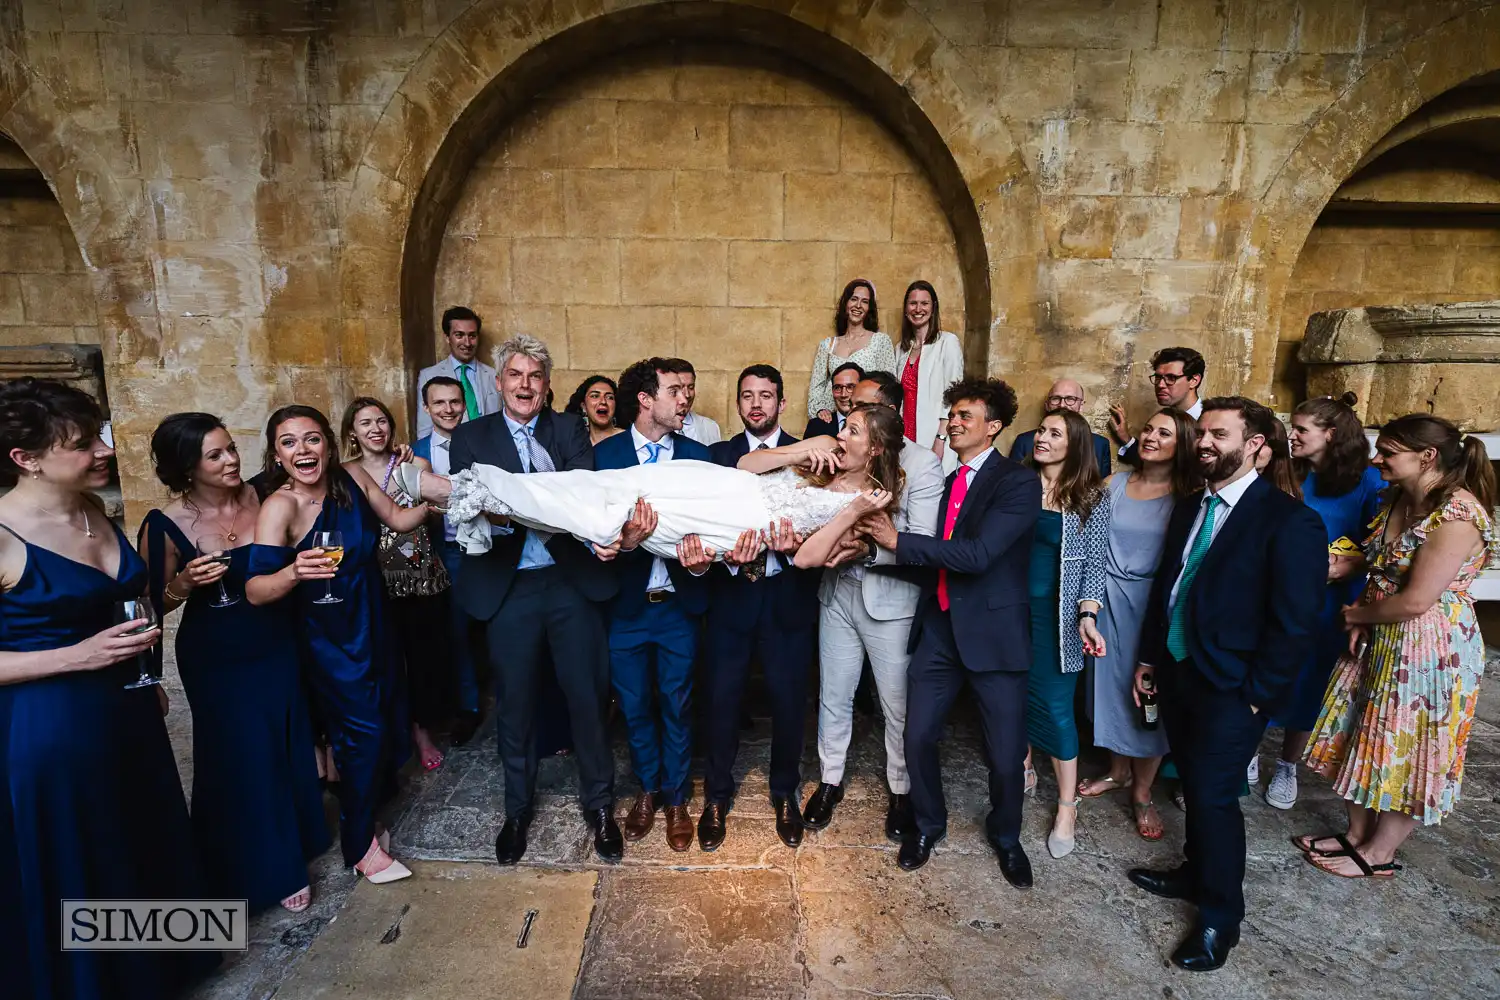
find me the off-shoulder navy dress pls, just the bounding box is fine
[0,519,217,999]
[140,511,330,913]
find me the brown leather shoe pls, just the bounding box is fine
[623,792,658,842]
[664,805,694,852]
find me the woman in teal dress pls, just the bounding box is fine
[0,378,216,999]
[140,412,330,914]
[247,405,431,884]
[1024,410,1111,859]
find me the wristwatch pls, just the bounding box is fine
[861,541,880,567]
[1077,609,1097,622]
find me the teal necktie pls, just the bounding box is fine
[1166,495,1224,661]
[457,364,480,421]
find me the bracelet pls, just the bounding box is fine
[1077,609,1097,622]
[164,583,190,602]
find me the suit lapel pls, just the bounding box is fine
[1160,491,1201,581]
[1199,476,1270,576]
[952,454,1002,534]
[490,413,524,473]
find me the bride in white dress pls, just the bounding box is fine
[399,405,908,566]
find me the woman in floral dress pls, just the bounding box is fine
[1299,414,1497,878]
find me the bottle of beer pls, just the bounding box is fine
[1138,676,1159,731]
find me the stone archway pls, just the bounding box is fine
[341,0,1045,423]
[1245,3,1500,400]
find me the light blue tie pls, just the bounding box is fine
[645,442,664,464]
[1167,495,1223,661]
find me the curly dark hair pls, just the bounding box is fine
[942,377,1018,429]
[565,375,619,422]
[150,412,226,494]
[615,358,684,429]
[0,377,103,487]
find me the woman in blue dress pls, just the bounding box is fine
[247,404,431,883]
[1260,392,1384,810]
[139,413,330,914]
[0,378,216,998]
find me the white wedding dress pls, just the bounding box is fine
[425,461,857,560]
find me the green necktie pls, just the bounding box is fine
[457,364,480,421]
[1166,494,1223,661]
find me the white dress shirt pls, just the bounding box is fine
[680,411,722,446]
[429,429,456,541]
[1168,467,1258,612]
[1121,397,1204,457]
[632,425,677,592]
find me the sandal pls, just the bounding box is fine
[1079,774,1133,798]
[355,836,412,885]
[280,886,312,913]
[1024,766,1038,798]
[1307,847,1402,880]
[1132,799,1164,841]
[1293,832,1356,858]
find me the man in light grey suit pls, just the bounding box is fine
[801,370,944,840]
[416,305,501,439]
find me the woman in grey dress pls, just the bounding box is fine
[1081,408,1201,839]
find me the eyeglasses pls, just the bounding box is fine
[1046,394,1084,408]
[1149,373,1188,386]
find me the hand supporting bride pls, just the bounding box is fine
[792,487,893,570]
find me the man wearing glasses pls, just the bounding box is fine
[1109,347,1205,465]
[1008,378,1113,473]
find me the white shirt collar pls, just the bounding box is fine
[431,429,451,447]
[1205,467,1258,509]
[503,411,538,436]
[745,427,782,451]
[1186,398,1204,419]
[959,446,995,477]
[631,425,673,457]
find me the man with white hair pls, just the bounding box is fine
[1008,378,1113,474]
[447,332,624,866]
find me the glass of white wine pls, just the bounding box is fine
[197,533,239,608]
[312,529,344,605]
[117,596,161,690]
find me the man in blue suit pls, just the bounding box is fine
[1008,378,1112,475]
[594,357,714,853]
[1130,396,1325,972]
[863,378,1041,886]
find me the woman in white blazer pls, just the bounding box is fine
[895,280,965,473]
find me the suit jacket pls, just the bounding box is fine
[416,355,500,439]
[802,414,843,441]
[894,451,1042,672]
[594,429,712,618]
[448,408,616,621]
[1138,474,1328,713]
[823,441,944,621]
[412,434,432,463]
[1008,428,1113,476]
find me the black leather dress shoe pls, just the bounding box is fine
[897,829,945,870]
[885,793,913,842]
[587,806,624,862]
[698,801,728,852]
[772,795,804,848]
[1128,865,1195,901]
[1171,923,1239,972]
[992,842,1033,889]
[801,783,843,830]
[495,812,532,865]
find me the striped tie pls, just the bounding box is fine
[521,427,554,545]
[1166,495,1223,661]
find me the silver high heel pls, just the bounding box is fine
[1048,797,1080,859]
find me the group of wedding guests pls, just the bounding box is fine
[1,280,1496,993]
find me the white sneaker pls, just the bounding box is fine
[1266,760,1298,810]
[1246,755,1260,786]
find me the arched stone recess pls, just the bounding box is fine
[342,0,1044,423]
[1242,2,1500,400]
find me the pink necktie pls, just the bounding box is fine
[937,465,971,611]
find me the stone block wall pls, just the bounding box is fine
[0,179,100,348]
[436,46,964,432]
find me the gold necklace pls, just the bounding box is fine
[32,501,95,538]
[189,489,245,543]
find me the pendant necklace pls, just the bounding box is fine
[33,501,95,538]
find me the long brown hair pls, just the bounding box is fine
[1027,410,1105,520]
[834,279,879,337]
[802,403,906,497]
[1378,414,1496,514]
[1293,391,1367,496]
[1259,416,1302,500]
[262,404,353,508]
[340,396,398,460]
[1139,407,1203,498]
[898,280,942,352]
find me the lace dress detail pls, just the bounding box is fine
[758,467,858,535]
[443,468,514,527]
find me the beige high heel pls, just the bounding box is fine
[355,835,411,884]
[1048,797,1080,859]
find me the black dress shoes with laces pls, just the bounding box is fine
[801,783,843,830]
[698,801,728,852]
[1171,923,1239,972]
[587,806,623,862]
[1128,865,1196,901]
[897,829,945,871]
[495,812,533,866]
[992,841,1033,889]
[772,795,804,848]
[885,793,914,842]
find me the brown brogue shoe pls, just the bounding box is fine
[623,792,658,841]
[664,805,694,852]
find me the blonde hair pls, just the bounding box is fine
[494,333,553,379]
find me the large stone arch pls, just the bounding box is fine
[341,0,1045,420]
[1244,2,1500,397]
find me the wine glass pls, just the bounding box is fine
[197,533,239,609]
[312,530,344,605]
[118,596,161,690]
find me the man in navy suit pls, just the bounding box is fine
[1130,396,1325,972]
[1007,378,1112,475]
[699,364,817,851]
[594,357,715,853]
[862,378,1041,886]
[804,362,863,440]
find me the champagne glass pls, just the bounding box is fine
[312,530,344,605]
[118,596,161,690]
[197,533,239,609]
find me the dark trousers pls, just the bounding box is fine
[388,591,454,730]
[904,608,1028,845]
[437,541,481,713]
[703,577,814,804]
[609,596,698,806]
[485,567,613,817]
[1160,656,1268,931]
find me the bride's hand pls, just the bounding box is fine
[799,446,842,477]
[850,488,894,516]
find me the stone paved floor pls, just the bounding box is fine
[168,654,1500,1000]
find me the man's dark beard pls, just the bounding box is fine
[743,413,778,435]
[1199,445,1244,483]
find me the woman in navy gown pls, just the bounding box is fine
[139,413,330,913]
[0,378,216,998]
[247,404,430,882]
